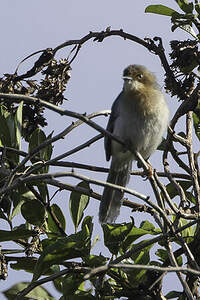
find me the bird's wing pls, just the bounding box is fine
[104,92,122,161]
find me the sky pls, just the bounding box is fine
[0,0,191,299]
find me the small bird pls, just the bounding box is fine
[99,64,169,224]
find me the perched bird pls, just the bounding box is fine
[99,64,169,224]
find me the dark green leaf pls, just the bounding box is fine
[28,128,53,173]
[33,219,93,281]
[3,282,55,300]
[21,199,46,225]
[193,111,200,141]
[145,5,177,16]
[179,218,194,242]
[165,180,192,199]
[84,254,108,268]
[126,242,153,285]
[140,220,155,231]
[156,248,183,266]
[0,229,35,242]
[10,257,38,273]
[175,0,193,13]
[102,221,134,255]
[11,258,60,276]
[36,182,48,203]
[69,181,90,232]
[62,274,85,296]
[195,3,200,14]
[0,208,8,221]
[14,101,23,149]
[0,107,12,146]
[122,222,160,253]
[6,114,16,147]
[47,203,66,233]
[165,290,183,299]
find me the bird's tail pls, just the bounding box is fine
[99,161,132,223]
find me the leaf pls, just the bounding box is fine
[69,181,90,232]
[84,254,108,268]
[47,204,66,234]
[0,107,12,146]
[177,24,197,39]
[175,0,193,13]
[165,180,192,199]
[165,290,183,299]
[0,229,35,242]
[11,257,60,276]
[62,274,85,296]
[3,282,55,300]
[125,242,153,286]
[6,113,16,147]
[33,218,93,281]
[102,221,134,255]
[145,5,178,16]
[21,199,46,225]
[10,257,38,273]
[14,101,23,150]
[179,218,194,243]
[29,128,53,173]
[156,248,183,266]
[140,220,156,232]
[121,222,160,253]
[193,111,200,141]
[36,182,49,203]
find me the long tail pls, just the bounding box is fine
[99,161,132,223]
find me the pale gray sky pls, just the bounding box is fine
[0,1,190,298]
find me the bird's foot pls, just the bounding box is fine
[142,162,154,181]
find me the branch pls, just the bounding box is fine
[14,267,89,300]
[84,263,200,280]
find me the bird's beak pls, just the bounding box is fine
[122,76,133,81]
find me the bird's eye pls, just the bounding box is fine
[137,74,143,79]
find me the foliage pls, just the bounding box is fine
[1,1,200,299]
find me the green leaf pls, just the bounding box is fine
[165,290,183,299]
[125,242,153,286]
[29,128,53,173]
[179,218,194,243]
[140,220,155,232]
[36,182,48,203]
[145,5,178,16]
[193,111,200,141]
[3,282,55,300]
[177,24,197,39]
[0,107,12,146]
[156,248,168,262]
[11,257,60,276]
[62,274,85,296]
[102,221,134,255]
[47,204,66,234]
[6,114,16,147]
[165,180,192,199]
[84,254,108,268]
[33,219,93,281]
[0,228,35,242]
[0,208,8,221]
[175,0,193,13]
[10,257,38,273]
[195,3,200,14]
[21,199,46,225]
[14,101,23,150]
[121,222,160,253]
[69,181,90,232]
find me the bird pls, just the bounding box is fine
[99,64,169,224]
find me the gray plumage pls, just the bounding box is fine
[99,65,169,224]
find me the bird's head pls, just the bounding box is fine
[122,65,158,94]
